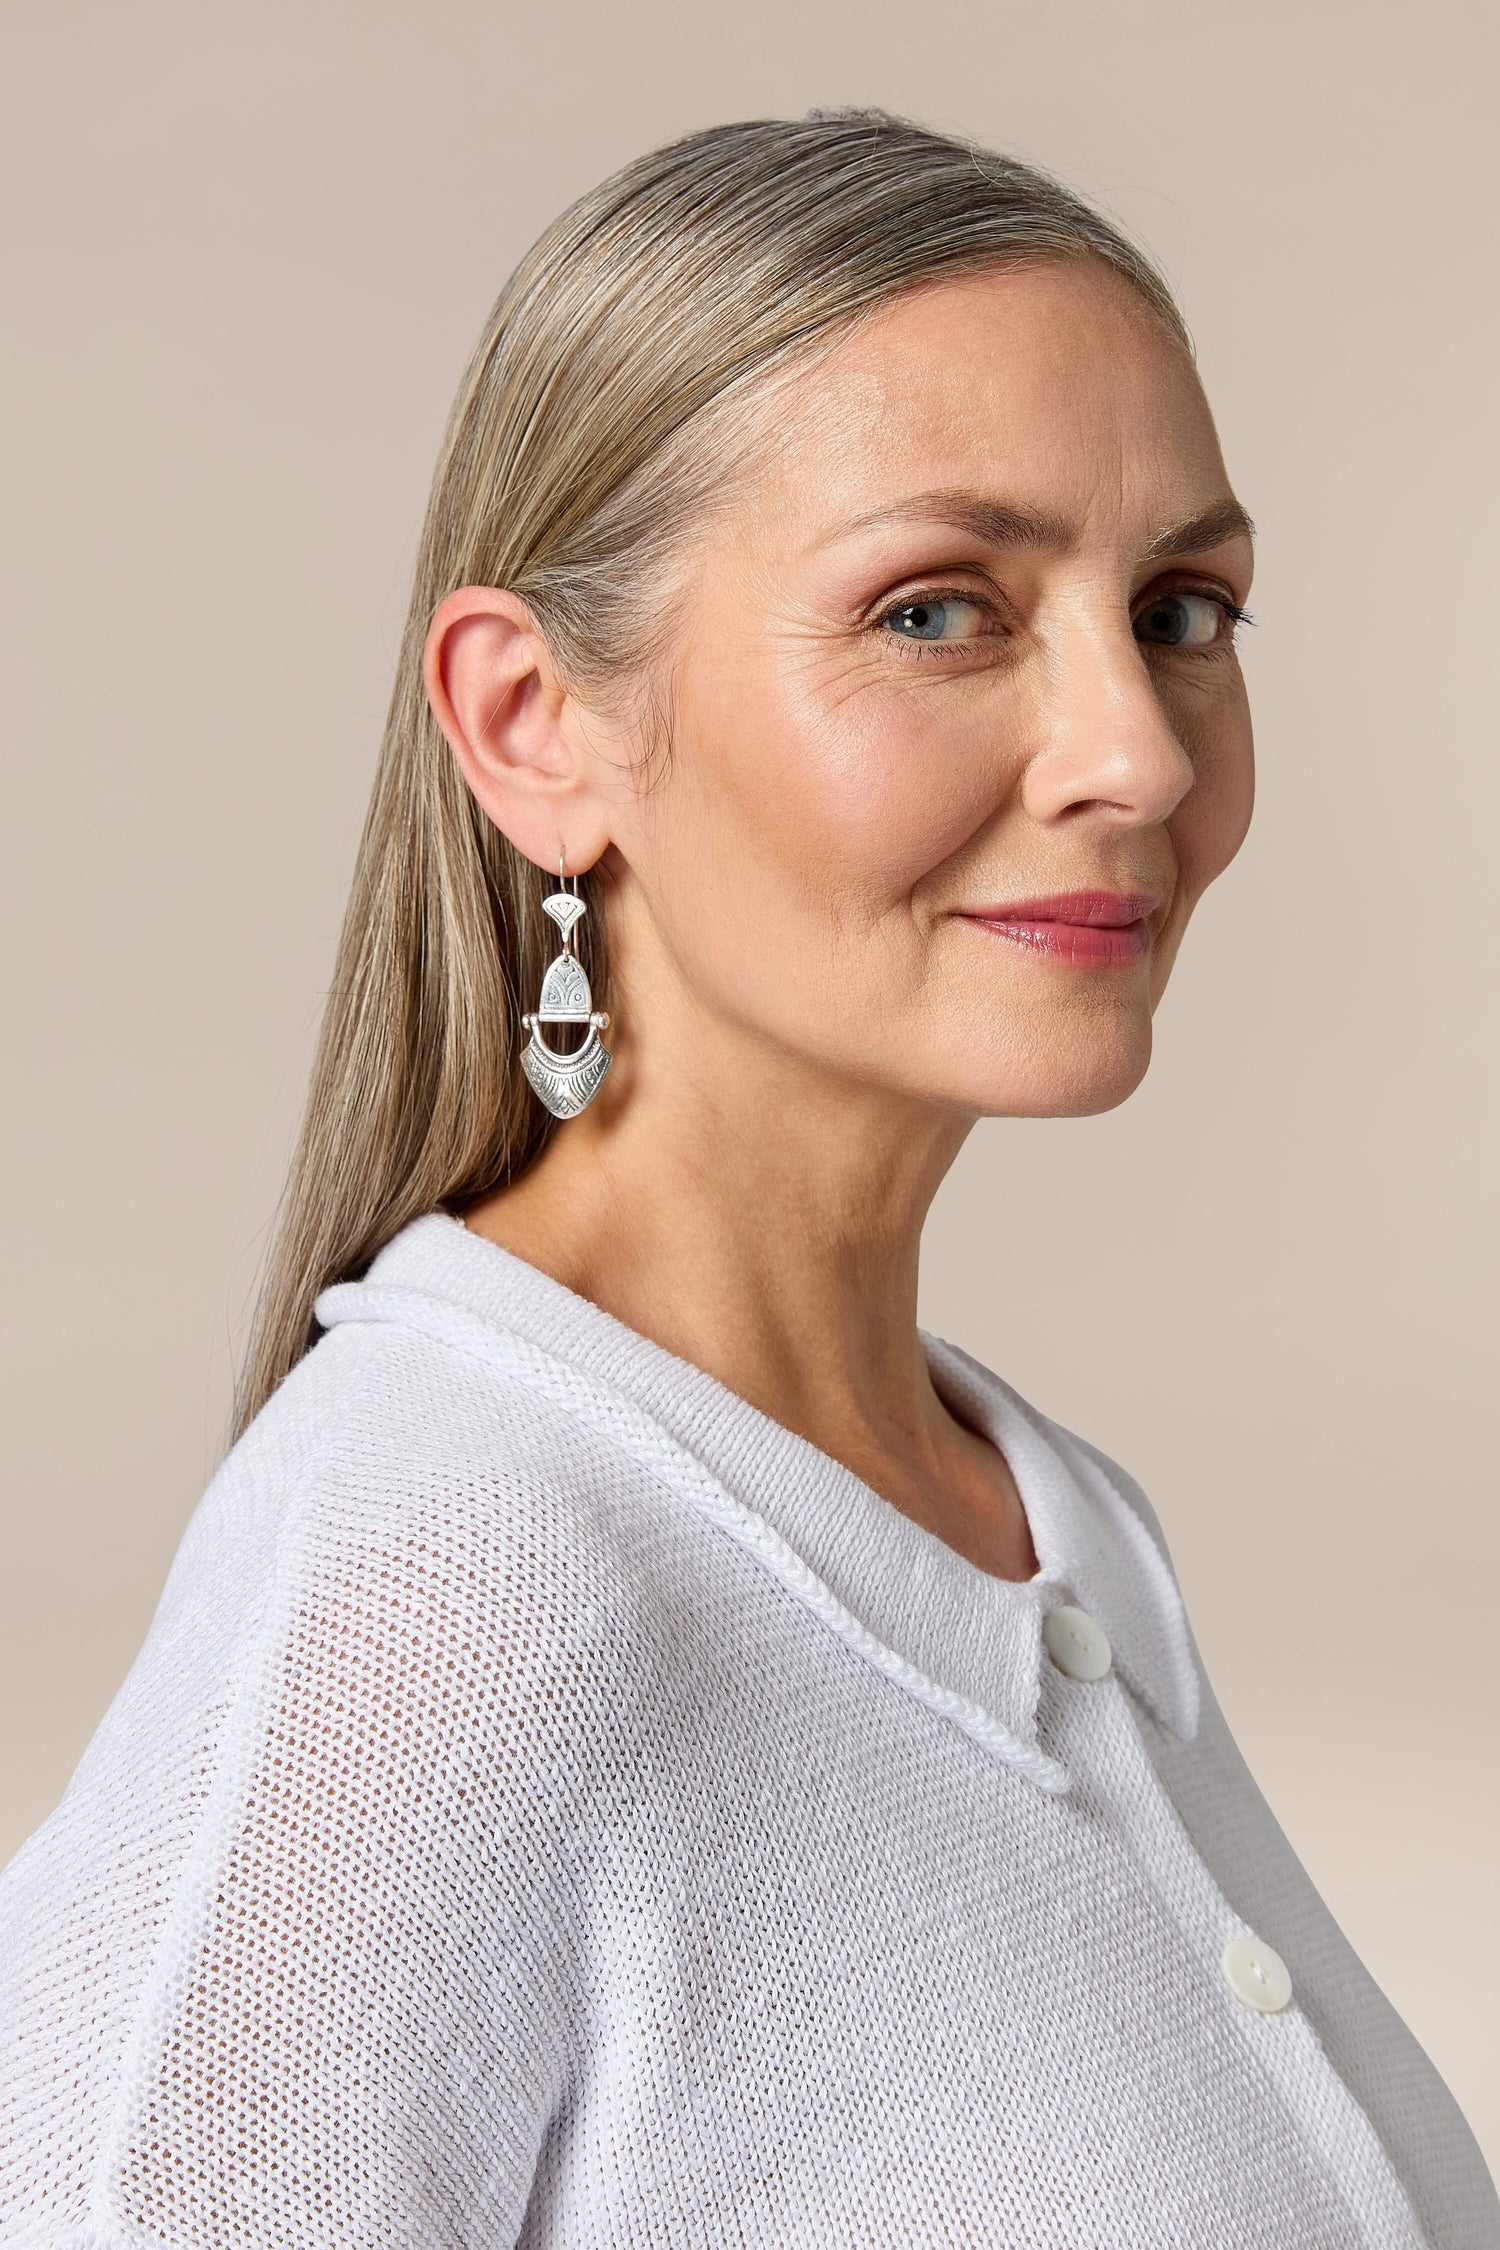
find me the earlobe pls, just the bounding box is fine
[422,586,612,874]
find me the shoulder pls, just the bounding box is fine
[2,1302,695,1994]
[227,1307,698,1734]
[0,1312,614,2243]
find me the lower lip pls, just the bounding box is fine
[965,915,1152,967]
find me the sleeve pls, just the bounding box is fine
[0,1404,590,2249]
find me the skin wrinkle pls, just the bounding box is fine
[425,257,1256,1585]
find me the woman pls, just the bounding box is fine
[1,108,1494,2249]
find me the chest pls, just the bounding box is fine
[509,1632,1428,2250]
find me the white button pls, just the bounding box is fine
[1042,1604,1112,1682]
[1220,1933,1293,2013]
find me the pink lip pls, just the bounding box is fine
[962,889,1161,968]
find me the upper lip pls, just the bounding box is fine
[962,889,1163,927]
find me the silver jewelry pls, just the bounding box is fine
[520,856,612,1119]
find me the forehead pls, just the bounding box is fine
[749,259,1227,535]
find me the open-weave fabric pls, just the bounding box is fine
[1,1212,1494,2248]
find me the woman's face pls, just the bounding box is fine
[596,256,1256,1121]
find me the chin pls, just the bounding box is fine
[971,1023,1154,1120]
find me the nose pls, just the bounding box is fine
[1019,616,1195,829]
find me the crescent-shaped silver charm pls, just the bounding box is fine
[520,1025,611,1119]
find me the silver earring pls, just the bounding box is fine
[520,855,612,1119]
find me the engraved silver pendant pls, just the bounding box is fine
[519,863,612,1119]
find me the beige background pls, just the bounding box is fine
[3,0,1496,2177]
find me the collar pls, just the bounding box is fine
[314,1213,1199,1795]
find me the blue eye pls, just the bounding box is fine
[884,595,986,644]
[1135,590,1239,649]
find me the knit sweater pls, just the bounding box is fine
[1,1211,1494,2249]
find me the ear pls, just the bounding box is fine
[422,586,614,875]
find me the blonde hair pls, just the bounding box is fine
[233,108,1193,1439]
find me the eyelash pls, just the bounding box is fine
[871,584,1257,661]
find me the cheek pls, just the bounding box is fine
[698,663,1010,919]
[622,654,1015,1062]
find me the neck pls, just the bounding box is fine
[463,934,1038,1583]
[464,992,969,1459]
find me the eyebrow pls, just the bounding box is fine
[824,490,1256,560]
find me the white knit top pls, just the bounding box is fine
[1,1211,1495,2248]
